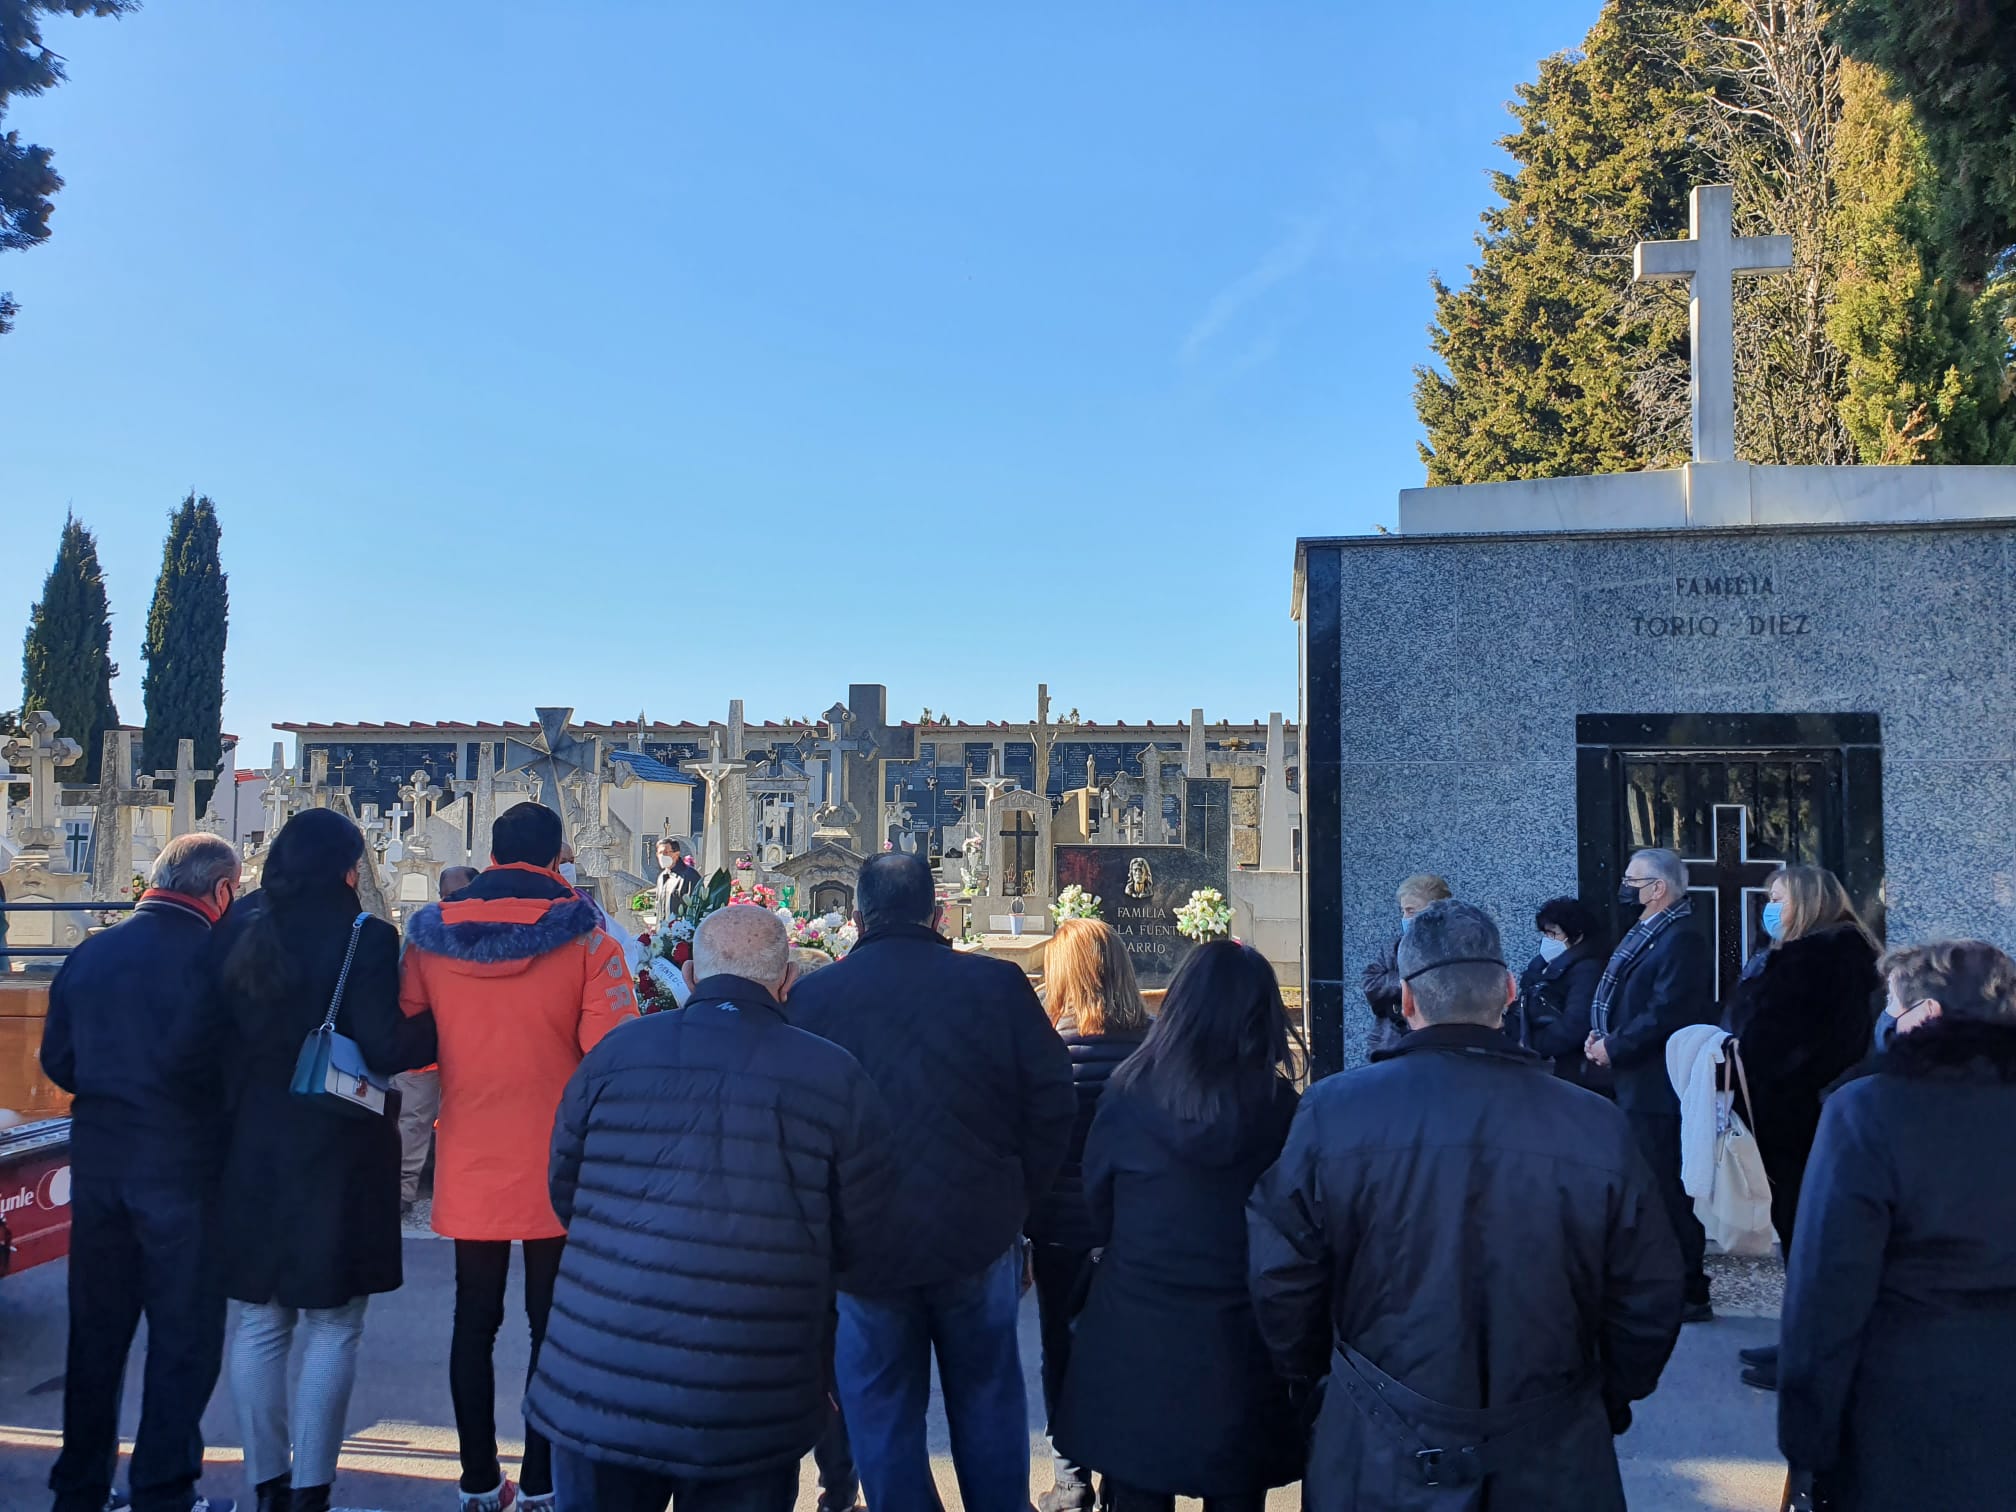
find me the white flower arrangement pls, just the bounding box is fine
[1051,884,1103,922]
[1174,887,1233,943]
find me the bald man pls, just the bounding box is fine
[526,906,894,1512]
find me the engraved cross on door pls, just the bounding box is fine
[1686,805,1781,1002]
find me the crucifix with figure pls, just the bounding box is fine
[1635,184,1794,464]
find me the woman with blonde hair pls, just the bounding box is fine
[1724,863,1881,1391]
[1027,918,1151,1512]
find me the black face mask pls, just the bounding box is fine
[1617,880,1645,909]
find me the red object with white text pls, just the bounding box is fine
[0,1118,73,1277]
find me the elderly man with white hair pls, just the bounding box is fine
[525,904,895,1512]
[1585,846,1718,1321]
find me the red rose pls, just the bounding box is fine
[671,941,693,966]
[637,932,653,948]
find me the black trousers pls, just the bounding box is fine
[1029,1243,1090,1422]
[1628,1112,1709,1305]
[451,1237,564,1497]
[50,1176,225,1512]
[554,1446,798,1512]
[1105,1484,1265,1512]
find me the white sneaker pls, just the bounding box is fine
[460,1481,518,1512]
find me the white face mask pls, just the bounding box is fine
[1537,936,1569,963]
[557,862,579,885]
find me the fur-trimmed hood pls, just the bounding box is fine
[404,862,605,975]
[1880,1017,2016,1082]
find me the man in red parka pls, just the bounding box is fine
[400,802,637,1512]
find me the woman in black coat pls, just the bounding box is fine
[1054,942,1303,1512]
[1780,939,2016,1511]
[213,810,437,1512]
[1722,866,1880,1391]
[1508,896,1609,1091]
[1027,919,1151,1512]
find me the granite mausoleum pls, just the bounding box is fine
[1294,184,2016,1079]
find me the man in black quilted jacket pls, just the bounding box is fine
[790,852,1077,1512]
[524,904,893,1512]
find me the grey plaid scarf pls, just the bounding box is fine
[1592,897,1694,1035]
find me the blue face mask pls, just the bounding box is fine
[1761,900,1785,941]
[1400,914,1415,935]
[1873,1011,1897,1052]
[1537,936,1569,963]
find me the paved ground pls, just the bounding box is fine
[0,1243,1785,1511]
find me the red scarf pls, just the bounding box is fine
[140,887,223,925]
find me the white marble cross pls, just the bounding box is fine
[690,730,741,876]
[1634,184,1793,464]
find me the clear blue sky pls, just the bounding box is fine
[3,0,1598,752]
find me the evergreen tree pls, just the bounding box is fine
[20,513,118,782]
[1828,58,2016,463]
[1414,0,1716,483]
[141,494,228,813]
[1833,0,2016,281]
[0,2,137,336]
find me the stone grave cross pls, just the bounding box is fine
[153,739,216,839]
[3,711,83,851]
[87,731,160,897]
[1634,184,1794,464]
[831,686,918,855]
[400,770,443,829]
[504,708,599,829]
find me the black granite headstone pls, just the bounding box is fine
[1054,777,1230,987]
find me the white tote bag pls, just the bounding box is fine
[1703,1044,1777,1258]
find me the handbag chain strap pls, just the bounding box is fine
[317,912,370,1034]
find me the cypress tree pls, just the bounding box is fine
[20,513,119,782]
[141,494,229,814]
[1414,1,1716,483]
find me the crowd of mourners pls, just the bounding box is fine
[35,802,2016,1512]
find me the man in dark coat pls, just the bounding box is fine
[40,833,244,1512]
[1361,873,1450,1055]
[1780,941,2016,1511]
[789,853,1076,1512]
[654,837,701,921]
[1249,901,1684,1512]
[525,904,893,1512]
[1584,847,1717,1318]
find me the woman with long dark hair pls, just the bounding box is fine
[1053,941,1303,1512]
[214,810,437,1512]
[1028,918,1153,1512]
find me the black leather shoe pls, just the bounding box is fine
[1682,1300,1715,1324]
[1740,1343,1779,1368]
[1742,1359,1780,1391]
[289,1488,331,1512]
[253,1476,290,1512]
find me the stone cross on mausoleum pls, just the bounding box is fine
[1025,683,1081,802]
[1634,183,1794,464]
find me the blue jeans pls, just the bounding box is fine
[834,1247,1029,1512]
